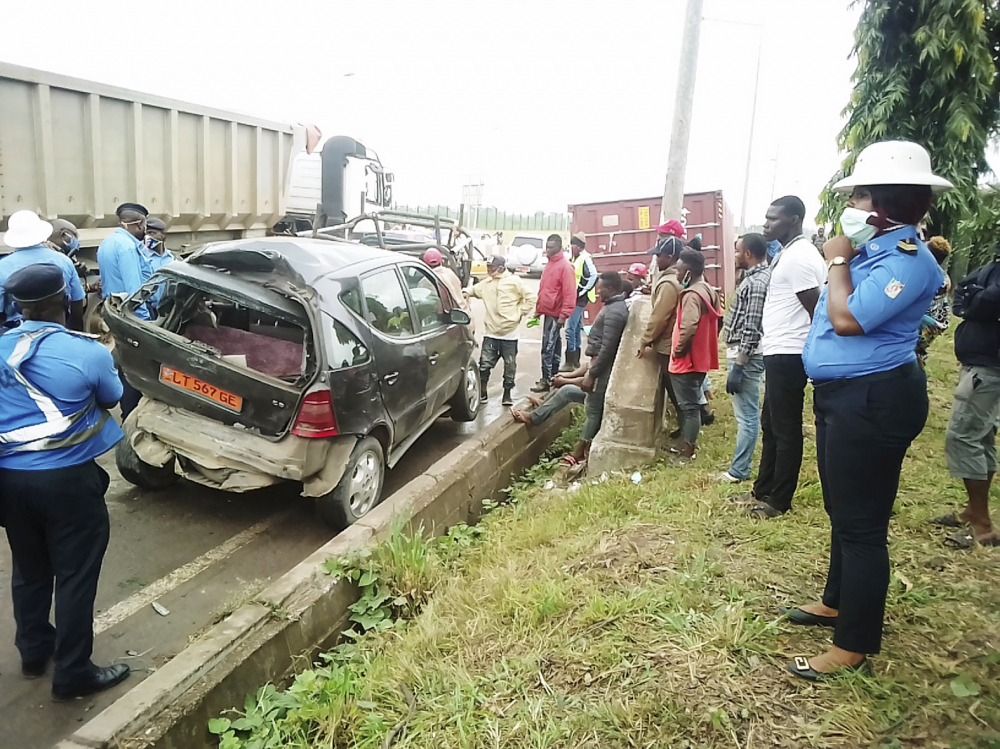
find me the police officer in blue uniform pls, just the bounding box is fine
[784,141,953,681]
[0,264,130,700]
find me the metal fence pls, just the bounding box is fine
[394,205,570,232]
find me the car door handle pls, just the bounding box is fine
[428,353,439,365]
[382,372,399,386]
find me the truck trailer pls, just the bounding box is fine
[0,63,392,253]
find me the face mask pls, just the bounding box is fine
[839,207,878,246]
[767,240,781,258]
[680,271,693,288]
[64,235,81,254]
[144,236,163,252]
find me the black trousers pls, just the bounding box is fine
[480,337,518,390]
[814,363,927,654]
[1,460,111,684]
[753,354,808,512]
[119,369,142,420]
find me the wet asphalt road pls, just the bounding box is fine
[0,283,544,749]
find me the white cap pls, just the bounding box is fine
[3,210,54,249]
[832,141,953,194]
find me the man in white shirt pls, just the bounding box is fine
[738,196,827,519]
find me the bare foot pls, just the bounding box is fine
[527,395,544,408]
[960,507,998,544]
[799,602,839,618]
[510,409,534,425]
[805,646,866,673]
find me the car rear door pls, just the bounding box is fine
[398,264,466,415]
[358,266,429,444]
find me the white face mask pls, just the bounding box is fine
[839,207,877,246]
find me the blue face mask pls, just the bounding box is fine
[64,235,81,254]
[144,236,163,252]
[767,240,781,258]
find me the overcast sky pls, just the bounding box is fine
[3,0,863,229]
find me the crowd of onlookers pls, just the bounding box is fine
[467,140,998,683]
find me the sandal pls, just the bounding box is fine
[787,656,870,682]
[944,530,1000,549]
[929,513,965,528]
[779,606,837,628]
[559,455,579,468]
[746,502,784,520]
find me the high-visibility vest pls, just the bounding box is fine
[0,326,110,454]
[573,251,597,304]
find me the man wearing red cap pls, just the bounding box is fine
[423,248,472,321]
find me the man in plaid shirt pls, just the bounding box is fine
[719,233,771,482]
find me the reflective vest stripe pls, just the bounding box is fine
[0,327,106,454]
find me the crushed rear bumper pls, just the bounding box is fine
[129,399,355,496]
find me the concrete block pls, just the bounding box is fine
[589,297,663,475]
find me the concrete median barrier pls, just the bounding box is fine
[54,408,572,749]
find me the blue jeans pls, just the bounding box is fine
[581,376,609,442]
[671,372,706,446]
[565,303,586,353]
[727,354,764,479]
[540,315,563,381]
[480,337,518,389]
[531,384,586,425]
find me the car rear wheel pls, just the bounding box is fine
[316,436,385,529]
[115,434,178,491]
[449,359,480,422]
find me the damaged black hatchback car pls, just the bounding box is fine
[103,237,479,528]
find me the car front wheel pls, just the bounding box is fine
[449,359,480,422]
[316,436,385,529]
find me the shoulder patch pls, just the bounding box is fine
[884,278,905,299]
[896,239,918,254]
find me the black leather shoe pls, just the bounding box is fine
[21,660,48,679]
[780,606,837,628]
[787,656,870,682]
[52,663,130,701]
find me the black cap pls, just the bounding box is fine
[146,217,167,231]
[6,264,66,303]
[487,255,507,268]
[115,202,149,217]
[649,236,684,257]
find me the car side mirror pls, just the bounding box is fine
[449,309,471,325]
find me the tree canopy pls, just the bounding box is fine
[819,0,999,255]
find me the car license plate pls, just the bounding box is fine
[159,365,243,412]
[517,266,530,273]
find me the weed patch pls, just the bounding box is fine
[211,336,1000,748]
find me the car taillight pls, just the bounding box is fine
[292,388,339,438]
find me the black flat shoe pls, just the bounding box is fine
[780,606,837,628]
[787,656,870,682]
[21,659,48,679]
[52,663,130,701]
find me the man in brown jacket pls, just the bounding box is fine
[637,234,685,421]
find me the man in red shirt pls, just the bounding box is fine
[531,235,577,392]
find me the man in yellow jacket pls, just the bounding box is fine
[467,256,537,406]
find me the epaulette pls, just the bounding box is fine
[896,238,919,254]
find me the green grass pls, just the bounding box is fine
[212,331,1000,749]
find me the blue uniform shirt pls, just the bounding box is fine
[0,246,86,325]
[98,228,153,320]
[141,241,176,312]
[802,226,943,380]
[0,320,124,470]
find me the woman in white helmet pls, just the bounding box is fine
[785,141,952,681]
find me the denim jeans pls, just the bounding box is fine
[565,303,586,353]
[727,353,765,479]
[540,315,563,381]
[480,337,518,389]
[530,384,586,425]
[671,371,707,446]
[581,376,609,442]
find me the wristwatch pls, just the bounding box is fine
[827,256,849,270]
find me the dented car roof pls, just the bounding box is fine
[186,237,406,287]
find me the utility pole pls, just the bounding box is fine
[739,28,764,231]
[660,0,705,223]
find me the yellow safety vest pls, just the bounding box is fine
[573,251,597,304]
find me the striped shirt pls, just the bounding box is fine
[724,263,771,362]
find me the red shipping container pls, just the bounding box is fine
[568,191,735,328]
